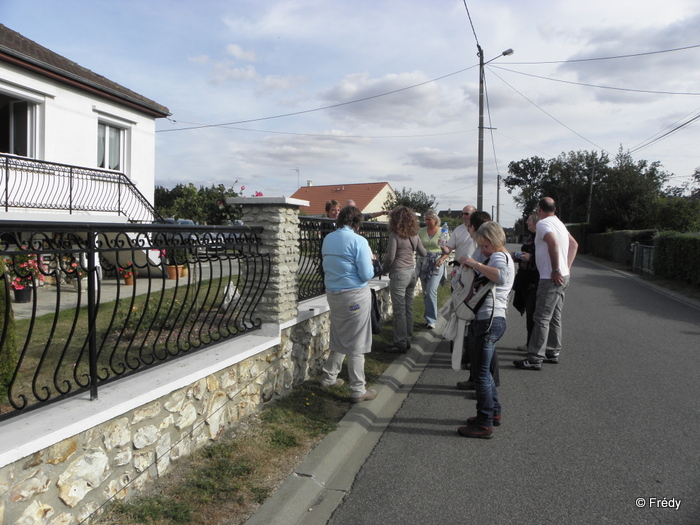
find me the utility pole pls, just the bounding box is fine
[476,47,513,212]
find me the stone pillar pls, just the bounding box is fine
[227,197,309,333]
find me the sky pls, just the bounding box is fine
[2,0,699,227]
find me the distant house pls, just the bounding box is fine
[0,24,170,223]
[291,182,394,220]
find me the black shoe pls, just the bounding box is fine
[456,380,475,391]
[513,358,542,370]
[457,423,494,439]
[385,345,408,354]
[544,354,559,364]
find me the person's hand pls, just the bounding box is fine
[460,257,476,268]
[551,269,564,286]
[520,252,531,263]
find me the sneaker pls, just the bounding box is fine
[466,415,501,427]
[513,358,542,371]
[350,388,377,403]
[456,380,475,391]
[426,323,435,330]
[385,345,408,354]
[517,344,528,352]
[544,355,559,364]
[457,423,494,439]
[321,378,345,388]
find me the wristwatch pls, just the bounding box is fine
[552,269,560,273]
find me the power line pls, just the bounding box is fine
[488,69,608,153]
[157,66,476,133]
[491,65,700,96]
[500,44,700,65]
[158,43,700,134]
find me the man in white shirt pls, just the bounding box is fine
[514,197,578,370]
[437,205,477,283]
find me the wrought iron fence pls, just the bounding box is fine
[297,216,389,300]
[0,221,268,421]
[631,243,655,277]
[1,153,161,223]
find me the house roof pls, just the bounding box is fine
[0,24,170,118]
[291,182,393,215]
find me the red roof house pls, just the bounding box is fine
[291,182,394,219]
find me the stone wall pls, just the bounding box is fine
[0,197,392,525]
[0,307,340,525]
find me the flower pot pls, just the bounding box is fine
[13,287,32,303]
[180,266,189,278]
[166,265,183,279]
[123,275,135,286]
[72,278,87,292]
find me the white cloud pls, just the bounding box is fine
[226,44,258,62]
[405,147,472,170]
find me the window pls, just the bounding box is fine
[0,94,36,157]
[97,122,123,170]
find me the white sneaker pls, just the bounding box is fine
[426,323,435,330]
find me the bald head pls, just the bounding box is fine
[461,205,476,226]
[537,197,556,218]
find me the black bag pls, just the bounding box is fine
[370,288,382,334]
[372,259,382,279]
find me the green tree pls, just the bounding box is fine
[155,183,241,225]
[503,156,550,218]
[591,149,669,231]
[655,196,700,233]
[383,187,437,217]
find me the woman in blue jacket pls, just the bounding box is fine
[319,206,377,403]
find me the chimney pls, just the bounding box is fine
[307,180,313,186]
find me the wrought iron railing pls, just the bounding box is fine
[297,216,389,300]
[0,221,268,421]
[1,153,162,223]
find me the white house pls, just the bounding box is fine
[0,24,169,223]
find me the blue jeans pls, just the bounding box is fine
[469,317,506,427]
[389,268,417,347]
[420,268,441,325]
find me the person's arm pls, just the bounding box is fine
[415,236,427,257]
[459,254,504,284]
[567,233,578,269]
[382,235,398,274]
[543,232,563,286]
[436,245,452,266]
[356,240,375,282]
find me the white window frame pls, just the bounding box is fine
[97,121,125,171]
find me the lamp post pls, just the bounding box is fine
[476,46,513,212]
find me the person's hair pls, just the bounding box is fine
[538,197,556,213]
[389,206,418,238]
[527,212,538,224]
[469,211,491,231]
[424,209,439,223]
[475,221,506,250]
[325,199,339,213]
[337,205,364,231]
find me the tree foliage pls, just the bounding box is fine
[503,148,700,233]
[154,183,241,225]
[382,187,437,217]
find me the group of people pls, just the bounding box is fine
[317,197,579,438]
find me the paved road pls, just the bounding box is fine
[325,257,700,524]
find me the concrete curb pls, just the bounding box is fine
[243,325,445,525]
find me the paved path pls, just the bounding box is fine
[247,256,700,525]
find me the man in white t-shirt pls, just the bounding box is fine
[514,197,578,370]
[437,204,477,285]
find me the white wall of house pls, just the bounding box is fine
[0,61,157,205]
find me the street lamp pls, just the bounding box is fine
[477,46,513,212]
